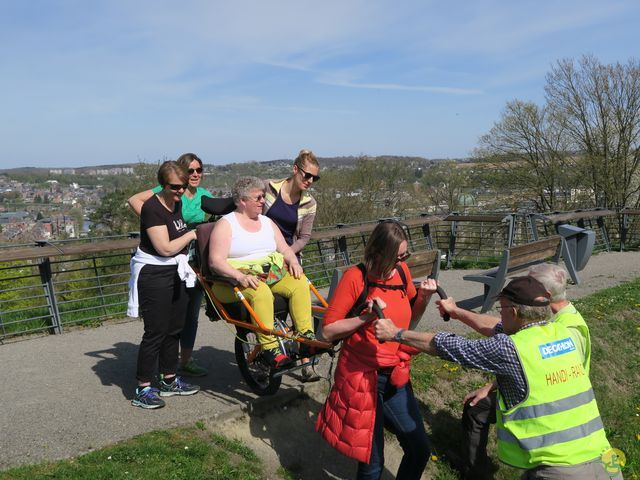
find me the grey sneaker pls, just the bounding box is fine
[159,376,200,397]
[131,386,166,409]
[301,365,321,383]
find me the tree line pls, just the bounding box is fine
[476,55,640,214]
[87,55,640,235]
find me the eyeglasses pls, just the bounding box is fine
[168,183,188,191]
[188,167,203,175]
[245,194,265,202]
[397,251,411,262]
[298,166,320,182]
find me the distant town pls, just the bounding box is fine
[0,166,136,243]
[1,156,459,245]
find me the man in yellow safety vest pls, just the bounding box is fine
[374,276,622,479]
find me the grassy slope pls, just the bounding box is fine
[0,279,638,480]
[0,425,265,480]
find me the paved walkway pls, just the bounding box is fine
[1,251,638,470]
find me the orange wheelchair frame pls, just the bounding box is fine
[194,215,334,396]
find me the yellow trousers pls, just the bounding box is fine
[212,272,313,350]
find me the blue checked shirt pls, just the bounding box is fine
[433,321,550,410]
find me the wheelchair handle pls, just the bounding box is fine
[436,285,451,322]
[371,301,385,320]
[371,301,387,344]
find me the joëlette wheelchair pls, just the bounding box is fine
[192,197,334,396]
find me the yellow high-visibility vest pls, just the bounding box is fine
[496,322,610,469]
[554,303,591,375]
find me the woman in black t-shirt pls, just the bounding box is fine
[128,161,200,409]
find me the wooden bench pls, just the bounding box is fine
[462,236,565,313]
[326,248,442,302]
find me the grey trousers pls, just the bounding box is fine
[521,459,624,479]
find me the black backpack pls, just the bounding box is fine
[346,263,409,318]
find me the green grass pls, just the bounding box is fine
[411,277,640,479]
[1,277,638,480]
[0,427,266,480]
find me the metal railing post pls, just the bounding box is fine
[419,213,434,250]
[620,211,629,252]
[527,213,538,242]
[38,257,63,334]
[596,216,611,251]
[505,214,515,247]
[92,256,108,317]
[335,224,350,266]
[447,213,459,269]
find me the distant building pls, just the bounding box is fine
[0,211,30,224]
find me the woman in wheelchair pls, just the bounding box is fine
[208,176,316,368]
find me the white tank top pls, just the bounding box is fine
[223,212,277,260]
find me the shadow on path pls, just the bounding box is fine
[245,393,364,479]
[85,343,268,404]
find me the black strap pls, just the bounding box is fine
[346,263,408,318]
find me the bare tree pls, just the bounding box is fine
[314,156,412,226]
[545,55,640,211]
[476,100,575,211]
[421,161,473,213]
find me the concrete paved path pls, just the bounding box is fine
[1,251,638,470]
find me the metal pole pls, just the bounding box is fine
[38,257,63,334]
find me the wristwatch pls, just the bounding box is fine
[394,328,405,343]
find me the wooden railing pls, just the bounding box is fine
[2,208,639,340]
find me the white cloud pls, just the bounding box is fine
[319,77,482,95]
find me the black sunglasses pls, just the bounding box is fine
[188,167,203,174]
[168,183,188,191]
[244,194,265,202]
[397,251,411,262]
[298,166,320,182]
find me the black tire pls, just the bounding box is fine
[234,329,282,396]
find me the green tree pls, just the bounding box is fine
[89,161,159,235]
[90,190,138,235]
[421,161,473,213]
[314,156,413,226]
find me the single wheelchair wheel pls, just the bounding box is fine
[234,328,282,396]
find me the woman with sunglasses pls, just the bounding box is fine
[127,161,200,409]
[263,149,319,259]
[316,221,436,479]
[128,153,213,378]
[263,149,320,380]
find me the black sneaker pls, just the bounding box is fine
[298,330,326,357]
[131,386,166,409]
[262,347,292,369]
[159,376,200,397]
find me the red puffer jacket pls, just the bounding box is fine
[316,336,420,463]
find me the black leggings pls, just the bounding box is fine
[136,265,188,383]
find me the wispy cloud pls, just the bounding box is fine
[319,78,482,95]
[1,1,638,165]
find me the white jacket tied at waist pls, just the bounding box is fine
[127,247,196,317]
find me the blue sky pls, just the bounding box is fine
[1,1,639,167]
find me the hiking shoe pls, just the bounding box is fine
[159,376,200,397]
[301,365,321,383]
[298,330,327,357]
[262,347,292,369]
[131,386,166,409]
[177,359,208,377]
